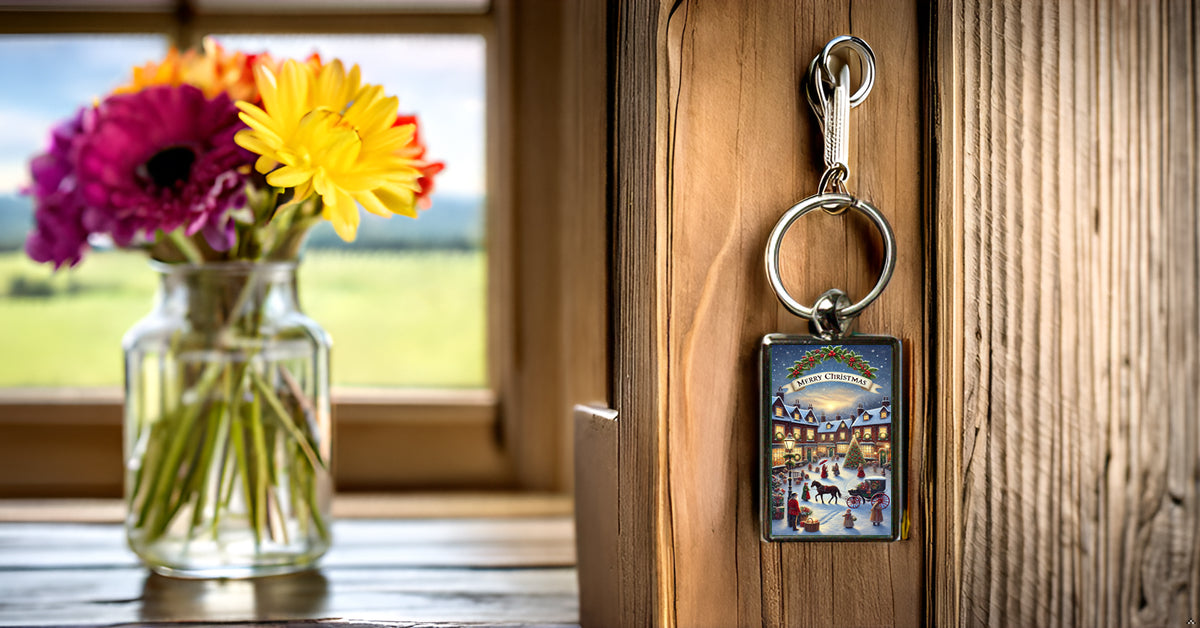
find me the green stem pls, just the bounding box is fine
[304,468,329,543]
[186,399,227,541]
[209,368,237,539]
[165,229,204,264]
[135,362,223,536]
[248,385,269,546]
[155,405,212,539]
[251,370,325,472]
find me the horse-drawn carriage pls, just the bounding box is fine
[846,476,889,509]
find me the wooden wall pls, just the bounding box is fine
[608,0,928,625]
[932,1,1200,626]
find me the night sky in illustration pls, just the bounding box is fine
[768,342,895,414]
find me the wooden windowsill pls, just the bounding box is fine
[0,389,514,495]
[0,493,578,627]
[0,492,572,523]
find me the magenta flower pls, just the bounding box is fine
[25,85,253,267]
[25,108,90,268]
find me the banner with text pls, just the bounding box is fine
[783,371,882,394]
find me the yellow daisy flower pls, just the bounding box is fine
[233,58,424,241]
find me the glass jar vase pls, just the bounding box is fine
[123,261,332,578]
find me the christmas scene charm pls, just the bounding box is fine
[760,334,902,542]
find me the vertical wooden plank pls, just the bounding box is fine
[658,1,926,626]
[504,0,567,490]
[612,0,670,625]
[934,0,1200,625]
[930,0,964,624]
[559,0,611,484]
[574,405,620,628]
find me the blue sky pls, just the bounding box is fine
[0,33,484,197]
[768,341,895,415]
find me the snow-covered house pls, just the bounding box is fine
[850,397,893,465]
[768,392,819,467]
[816,415,852,457]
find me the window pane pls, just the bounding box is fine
[0,34,167,388]
[0,34,487,390]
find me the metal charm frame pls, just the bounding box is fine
[760,335,904,542]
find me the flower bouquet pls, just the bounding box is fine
[24,40,442,577]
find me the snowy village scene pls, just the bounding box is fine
[761,336,901,541]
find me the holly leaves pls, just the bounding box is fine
[787,345,876,380]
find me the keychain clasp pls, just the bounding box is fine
[805,36,876,206]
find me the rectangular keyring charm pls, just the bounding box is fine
[760,334,903,542]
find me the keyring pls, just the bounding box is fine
[764,192,896,320]
[805,35,876,119]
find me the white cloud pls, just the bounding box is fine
[0,161,29,195]
[0,107,54,154]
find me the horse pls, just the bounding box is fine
[809,480,842,504]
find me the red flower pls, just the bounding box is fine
[393,114,446,210]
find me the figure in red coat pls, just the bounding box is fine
[786,492,801,530]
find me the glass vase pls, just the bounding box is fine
[123,261,332,578]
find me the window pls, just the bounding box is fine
[775,406,783,417]
[0,1,600,496]
[879,426,888,439]
[0,34,169,387]
[807,429,814,440]
[0,33,485,390]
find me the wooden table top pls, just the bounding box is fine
[0,497,579,627]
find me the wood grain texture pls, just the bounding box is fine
[0,518,577,626]
[933,1,1200,626]
[611,0,671,625]
[656,1,927,626]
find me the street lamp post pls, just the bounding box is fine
[783,434,800,490]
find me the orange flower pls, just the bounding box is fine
[116,38,275,103]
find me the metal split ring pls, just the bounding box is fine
[805,35,876,119]
[764,193,896,321]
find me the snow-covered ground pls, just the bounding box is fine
[769,457,894,539]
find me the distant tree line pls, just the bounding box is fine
[0,194,485,252]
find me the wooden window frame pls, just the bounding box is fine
[0,0,608,497]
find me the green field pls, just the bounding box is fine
[0,249,486,388]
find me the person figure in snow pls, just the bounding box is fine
[787,492,801,530]
[870,499,885,526]
[842,509,856,528]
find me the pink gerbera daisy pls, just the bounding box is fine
[27,84,254,266]
[76,84,253,249]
